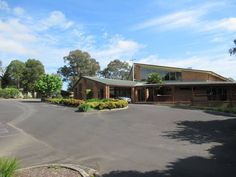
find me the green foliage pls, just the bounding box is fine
[57,50,100,90]
[100,59,131,80]
[4,60,25,89]
[46,98,84,107]
[78,103,91,112]
[78,99,128,112]
[0,157,19,177]
[86,98,100,102]
[229,39,236,56]
[0,88,20,98]
[22,59,45,94]
[147,73,163,84]
[86,89,93,99]
[35,74,63,98]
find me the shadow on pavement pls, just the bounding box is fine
[102,117,236,177]
[20,100,41,104]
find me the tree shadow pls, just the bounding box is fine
[20,100,41,104]
[203,110,236,117]
[102,118,236,177]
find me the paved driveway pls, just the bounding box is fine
[0,99,235,176]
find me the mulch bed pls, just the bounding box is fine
[16,166,82,177]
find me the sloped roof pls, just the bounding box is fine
[133,63,229,81]
[136,81,236,86]
[78,76,236,87]
[83,76,138,86]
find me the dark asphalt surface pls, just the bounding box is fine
[0,99,235,176]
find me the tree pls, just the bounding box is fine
[4,60,25,88]
[147,73,163,84]
[0,60,7,88]
[22,59,45,96]
[229,39,236,55]
[35,74,62,98]
[100,59,131,79]
[58,50,100,90]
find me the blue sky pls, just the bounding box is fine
[1,0,236,80]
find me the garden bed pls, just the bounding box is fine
[45,98,128,112]
[78,98,128,112]
[45,98,85,107]
[16,166,82,177]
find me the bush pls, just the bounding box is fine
[78,99,128,112]
[0,157,19,177]
[0,88,20,99]
[78,103,91,112]
[46,98,84,107]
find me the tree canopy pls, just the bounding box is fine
[22,59,45,94]
[58,50,100,90]
[35,74,62,98]
[4,60,25,88]
[100,59,131,80]
[229,39,236,55]
[147,73,163,84]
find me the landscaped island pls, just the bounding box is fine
[46,98,128,112]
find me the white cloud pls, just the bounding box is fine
[0,1,143,72]
[135,10,203,30]
[0,0,9,11]
[134,2,236,33]
[39,11,74,30]
[13,7,25,16]
[205,18,236,32]
[137,54,236,79]
[90,36,144,66]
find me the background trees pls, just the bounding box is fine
[229,39,236,55]
[100,59,131,80]
[58,50,100,90]
[147,73,163,84]
[35,74,62,98]
[4,60,25,88]
[22,59,45,96]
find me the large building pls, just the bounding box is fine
[73,63,236,105]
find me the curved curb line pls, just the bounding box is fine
[16,163,99,177]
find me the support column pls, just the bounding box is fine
[131,87,135,103]
[172,86,175,103]
[81,79,87,100]
[104,85,110,99]
[92,83,98,98]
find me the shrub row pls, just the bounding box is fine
[0,88,20,99]
[46,98,84,107]
[78,99,128,112]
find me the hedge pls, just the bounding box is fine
[78,99,128,112]
[0,88,20,99]
[46,98,84,107]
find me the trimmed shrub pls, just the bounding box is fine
[0,88,20,99]
[78,103,91,112]
[0,157,19,177]
[46,98,84,107]
[78,99,128,112]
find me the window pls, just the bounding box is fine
[140,67,182,81]
[170,72,176,80]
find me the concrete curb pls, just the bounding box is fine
[97,106,129,112]
[16,163,99,177]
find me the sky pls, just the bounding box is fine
[0,0,236,80]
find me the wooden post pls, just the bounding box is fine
[131,87,135,103]
[172,86,175,103]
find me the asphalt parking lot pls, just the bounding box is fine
[0,99,235,176]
